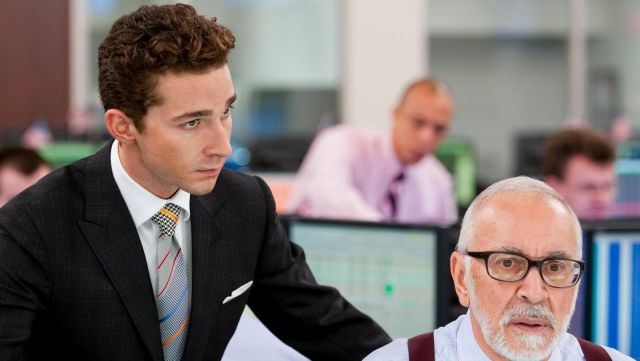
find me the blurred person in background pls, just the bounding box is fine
[287,78,457,225]
[20,119,53,149]
[542,127,616,220]
[0,146,51,207]
[364,176,632,361]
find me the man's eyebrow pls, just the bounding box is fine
[542,250,573,259]
[493,246,574,260]
[171,110,212,122]
[227,94,237,106]
[495,246,524,254]
[170,94,236,122]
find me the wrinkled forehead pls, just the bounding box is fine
[470,195,581,259]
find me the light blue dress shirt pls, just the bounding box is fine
[363,313,633,361]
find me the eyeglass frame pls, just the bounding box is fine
[464,251,586,288]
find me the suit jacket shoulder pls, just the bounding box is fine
[0,143,164,361]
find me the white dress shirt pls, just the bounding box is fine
[110,140,192,296]
[363,313,633,361]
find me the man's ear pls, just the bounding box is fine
[391,106,400,124]
[105,109,138,144]
[451,251,470,307]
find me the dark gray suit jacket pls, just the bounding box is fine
[0,143,391,360]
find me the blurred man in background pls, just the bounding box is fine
[0,146,51,207]
[542,127,616,220]
[287,78,456,224]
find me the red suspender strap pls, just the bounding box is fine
[577,338,612,361]
[408,333,612,360]
[408,332,435,361]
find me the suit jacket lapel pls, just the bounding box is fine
[182,190,227,361]
[78,143,164,361]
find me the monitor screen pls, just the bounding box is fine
[589,230,640,358]
[611,158,640,218]
[287,218,450,338]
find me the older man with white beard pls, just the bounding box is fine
[364,177,632,361]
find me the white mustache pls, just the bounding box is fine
[500,303,556,330]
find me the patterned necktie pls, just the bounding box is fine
[387,171,406,221]
[151,203,189,361]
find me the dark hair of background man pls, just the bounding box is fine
[542,128,616,179]
[0,147,51,175]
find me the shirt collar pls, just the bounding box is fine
[110,140,191,228]
[381,128,406,177]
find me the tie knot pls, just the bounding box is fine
[151,203,181,237]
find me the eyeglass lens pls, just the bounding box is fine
[487,253,581,287]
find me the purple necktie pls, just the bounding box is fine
[387,171,405,221]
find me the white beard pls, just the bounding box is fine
[465,270,576,361]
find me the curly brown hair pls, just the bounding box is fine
[542,127,616,179]
[98,4,235,131]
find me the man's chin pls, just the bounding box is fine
[579,206,610,220]
[504,327,554,353]
[183,179,218,195]
[402,153,425,165]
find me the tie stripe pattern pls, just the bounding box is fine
[151,203,189,361]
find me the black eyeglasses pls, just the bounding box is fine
[465,251,585,288]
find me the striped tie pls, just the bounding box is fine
[151,203,189,361]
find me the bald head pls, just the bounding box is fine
[392,77,454,165]
[456,176,582,257]
[397,78,451,106]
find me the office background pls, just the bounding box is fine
[3,0,640,183]
[2,0,640,358]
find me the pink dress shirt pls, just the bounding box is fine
[286,125,457,225]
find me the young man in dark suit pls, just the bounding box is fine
[0,4,390,360]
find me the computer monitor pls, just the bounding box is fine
[283,217,458,338]
[611,157,640,218]
[435,138,476,207]
[562,232,589,340]
[582,221,640,359]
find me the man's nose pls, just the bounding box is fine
[594,186,613,205]
[516,267,549,304]
[417,126,437,146]
[203,122,232,158]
